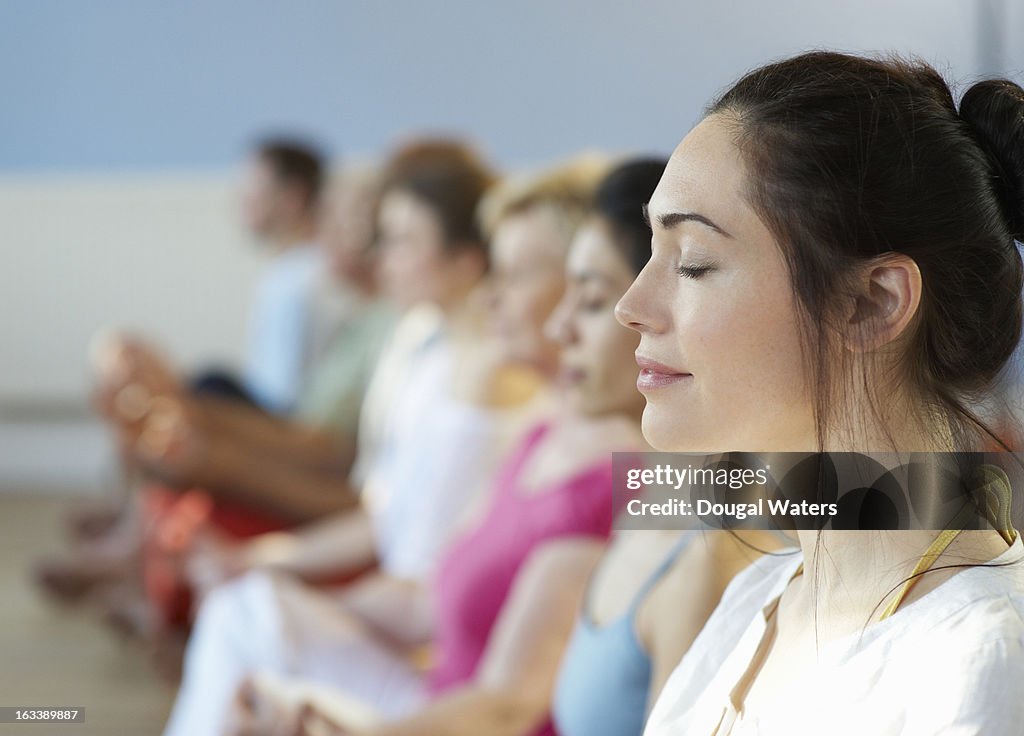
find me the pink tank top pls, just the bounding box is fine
[429,422,616,724]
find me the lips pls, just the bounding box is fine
[635,355,691,391]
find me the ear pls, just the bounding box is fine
[845,255,922,352]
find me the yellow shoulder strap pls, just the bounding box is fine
[971,465,1018,546]
[878,527,963,620]
[880,464,1018,621]
[787,464,1017,622]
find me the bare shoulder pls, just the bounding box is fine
[515,537,608,592]
[644,534,721,612]
[639,532,779,644]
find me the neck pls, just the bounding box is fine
[793,528,1011,631]
[437,284,483,339]
[796,529,941,595]
[827,388,956,454]
[779,393,1004,629]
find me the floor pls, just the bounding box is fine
[0,493,175,736]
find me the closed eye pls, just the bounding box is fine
[677,263,716,279]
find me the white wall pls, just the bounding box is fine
[2,0,1021,405]
[0,173,264,404]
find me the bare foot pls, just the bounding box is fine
[32,551,135,603]
[145,626,189,683]
[94,581,162,640]
[64,502,124,542]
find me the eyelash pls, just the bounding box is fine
[676,263,716,279]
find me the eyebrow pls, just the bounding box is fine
[642,204,733,239]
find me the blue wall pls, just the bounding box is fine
[0,0,1013,172]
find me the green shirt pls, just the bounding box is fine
[294,299,396,439]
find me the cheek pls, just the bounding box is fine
[379,251,406,289]
[693,292,794,379]
[381,246,434,299]
[668,265,811,448]
[529,284,564,336]
[413,247,444,280]
[494,286,531,330]
[732,281,804,395]
[512,281,562,340]
[242,195,269,222]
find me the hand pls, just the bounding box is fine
[223,677,301,736]
[133,396,208,485]
[91,333,183,424]
[290,703,355,736]
[185,531,250,602]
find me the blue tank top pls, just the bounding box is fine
[552,531,695,736]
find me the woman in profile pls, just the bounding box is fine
[614,52,1024,734]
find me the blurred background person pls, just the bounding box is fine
[163,153,605,736]
[223,155,673,736]
[193,154,633,736]
[549,159,790,736]
[32,160,395,641]
[208,137,329,414]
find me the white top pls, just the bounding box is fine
[244,243,324,413]
[356,305,510,581]
[350,304,446,489]
[644,537,1024,736]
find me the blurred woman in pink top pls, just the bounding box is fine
[223,157,654,736]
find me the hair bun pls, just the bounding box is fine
[959,79,1024,241]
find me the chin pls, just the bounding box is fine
[641,406,713,453]
[640,406,677,451]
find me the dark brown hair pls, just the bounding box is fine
[256,138,325,212]
[381,139,496,259]
[709,51,1024,451]
[591,157,667,276]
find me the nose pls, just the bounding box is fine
[615,262,663,334]
[543,294,575,346]
[615,280,647,332]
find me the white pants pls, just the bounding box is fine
[163,570,427,736]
